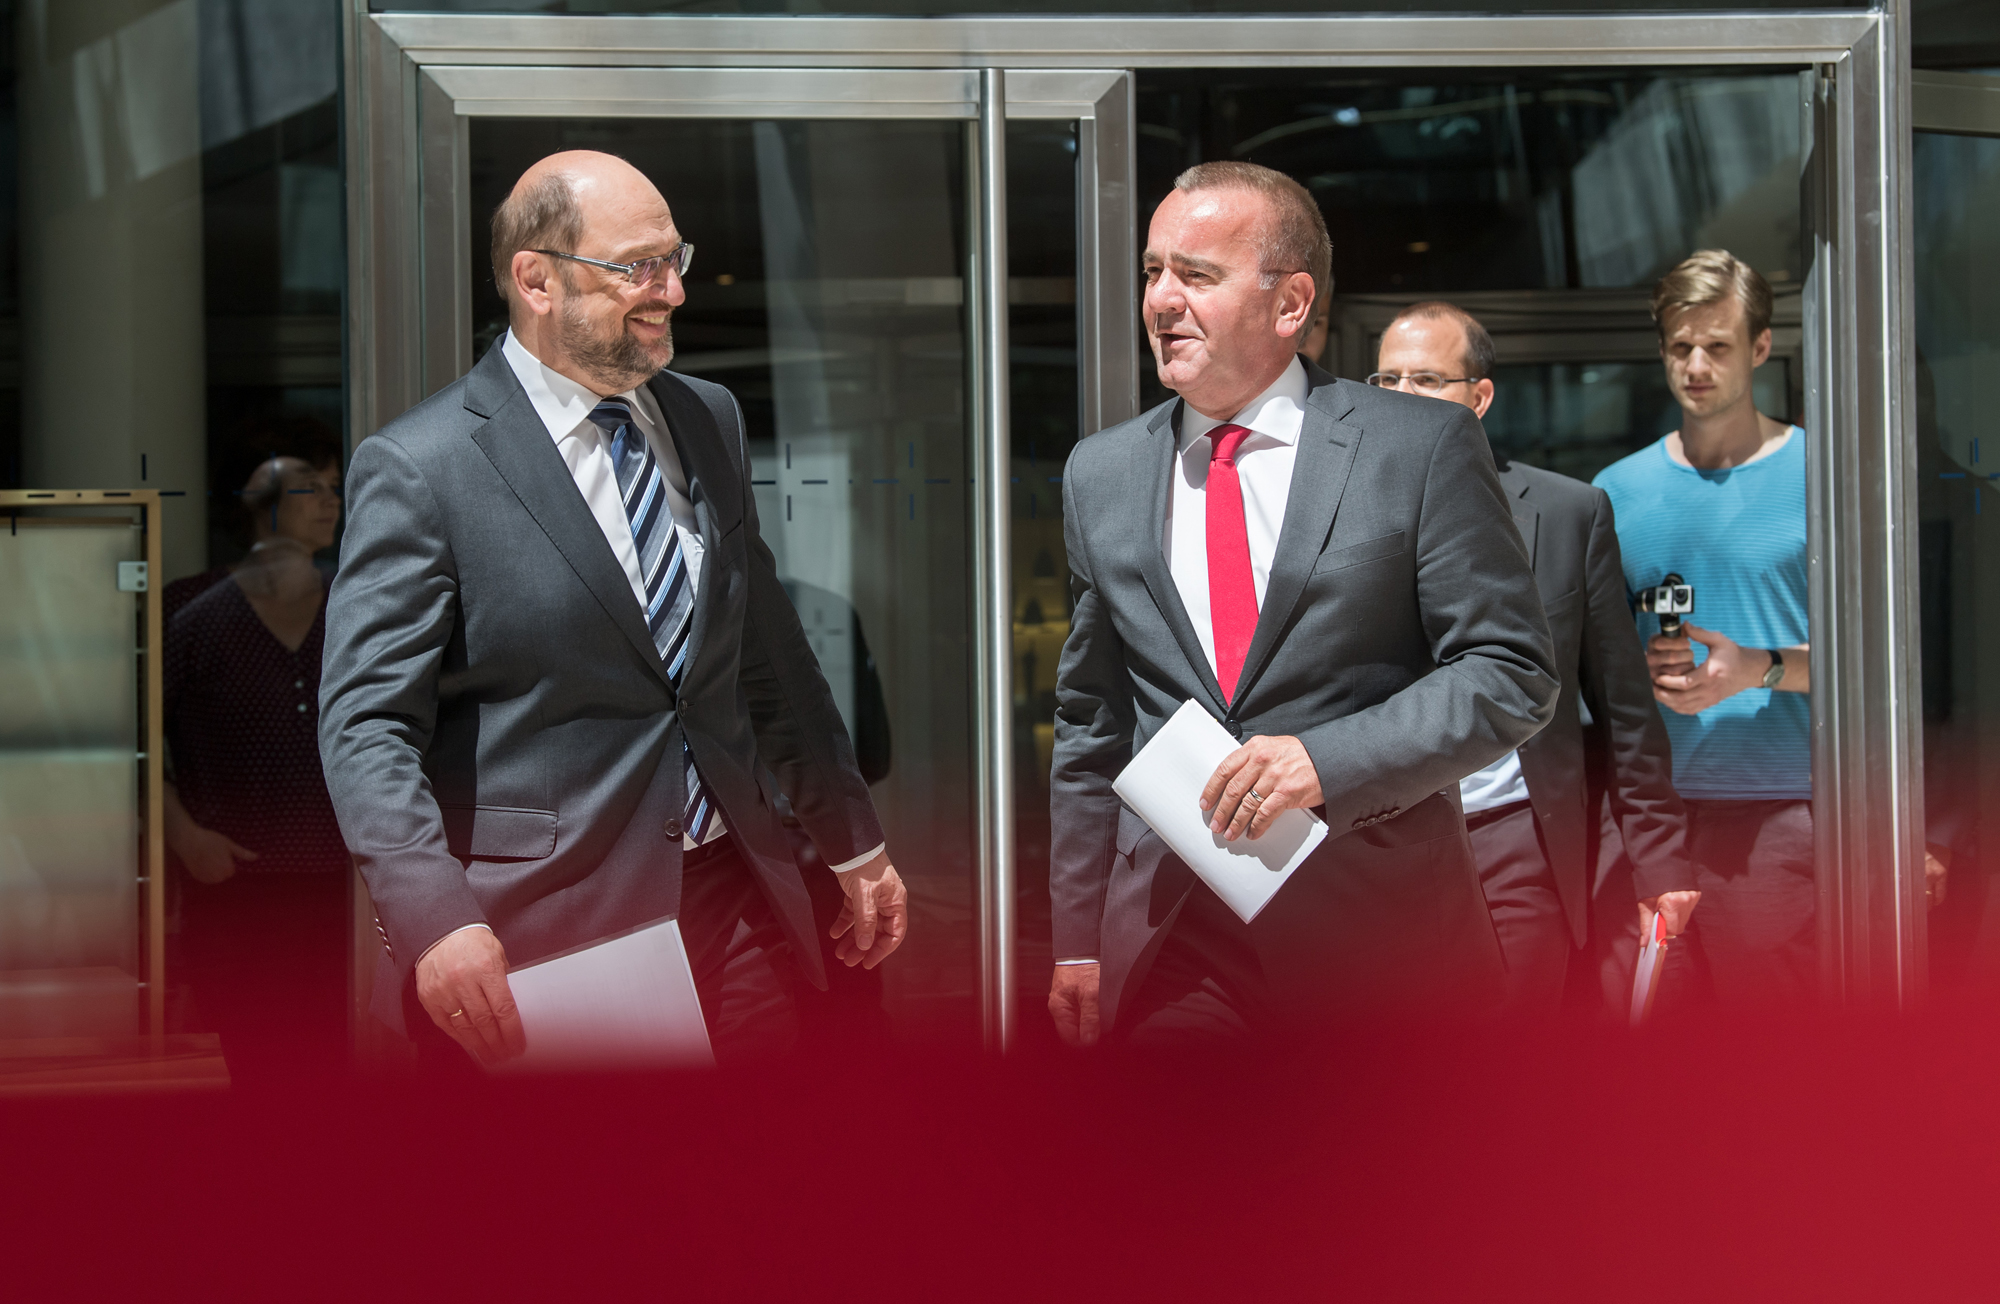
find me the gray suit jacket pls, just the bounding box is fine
[1495,458,1695,944]
[320,342,884,1032]
[1051,365,1560,1027]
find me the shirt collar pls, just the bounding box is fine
[499,329,652,445]
[1177,355,1309,452]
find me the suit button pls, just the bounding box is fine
[664,818,683,840]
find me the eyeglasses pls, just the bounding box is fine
[533,242,694,289]
[1365,371,1480,394]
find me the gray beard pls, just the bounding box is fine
[558,297,673,393]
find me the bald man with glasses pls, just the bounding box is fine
[1373,302,1698,1018]
[321,151,909,1067]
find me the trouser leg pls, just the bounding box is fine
[1117,882,1268,1045]
[1467,803,1570,1018]
[1589,799,1701,1022]
[679,840,801,1067]
[1682,800,1817,1009]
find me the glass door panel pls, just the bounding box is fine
[367,43,1129,1045]
[1913,115,2000,990]
[467,116,978,1042]
[1005,120,1083,1049]
[0,518,144,1038]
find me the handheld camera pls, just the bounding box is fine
[1637,572,1695,638]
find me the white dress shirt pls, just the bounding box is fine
[501,330,710,623]
[1164,355,1311,676]
[1458,751,1530,814]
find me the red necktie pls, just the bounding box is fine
[1206,423,1259,702]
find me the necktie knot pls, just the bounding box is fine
[1209,423,1253,465]
[587,400,643,468]
[585,398,633,434]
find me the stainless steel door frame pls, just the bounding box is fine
[344,2,1923,1015]
[1913,71,2000,137]
[364,11,1872,71]
[344,15,1132,1048]
[1799,23,1926,1009]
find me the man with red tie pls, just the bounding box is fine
[1046,162,1558,1043]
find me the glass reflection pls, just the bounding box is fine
[1914,127,2000,990]
[1005,122,1082,1048]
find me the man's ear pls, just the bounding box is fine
[511,250,555,317]
[1751,327,1773,368]
[1274,273,1316,338]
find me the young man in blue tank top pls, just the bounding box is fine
[1593,251,1822,1008]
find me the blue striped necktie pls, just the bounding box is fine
[586,398,714,845]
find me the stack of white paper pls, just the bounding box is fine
[491,917,715,1074]
[1112,699,1328,924]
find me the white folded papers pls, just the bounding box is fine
[491,917,715,1074]
[1629,910,1669,1028]
[1112,699,1329,924]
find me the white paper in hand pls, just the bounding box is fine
[491,917,715,1074]
[1112,699,1328,924]
[1629,910,1669,1028]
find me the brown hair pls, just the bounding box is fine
[1385,301,1497,380]
[1650,249,1774,341]
[490,170,586,306]
[1173,161,1333,311]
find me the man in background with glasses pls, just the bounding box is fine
[1373,304,1698,1020]
[321,150,909,1067]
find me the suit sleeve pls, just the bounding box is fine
[1295,407,1560,831]
[1047,468,1133,962]
[725,393,887,868]
[318,434,486,976]
[1577,487,1697,900]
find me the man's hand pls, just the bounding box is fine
[831,852,909,969]
[1201,735,1324,842]
[172,823,259,885]
[415,927,525,1066]
[1048,962,1101,1048]
[1650,623,1765,715]
[1926,849,1950,910]
[1639,889,1701,941]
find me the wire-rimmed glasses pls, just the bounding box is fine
[533,242,694,290]
[1364,371,1480,394]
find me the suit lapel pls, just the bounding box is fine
[1135,401,1229,716]
[465,348,675,689]
[1230,379,1361,710]
[1497,464,1539,569]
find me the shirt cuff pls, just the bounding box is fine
[1054,957,1100,966]
[416,922,492,966]
[828,843,888,874]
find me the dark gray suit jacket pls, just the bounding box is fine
[320,342,884,1032]
[1495,457,1695,941]
[1051,364,1560,1027]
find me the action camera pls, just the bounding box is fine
[1637,572,1695,637]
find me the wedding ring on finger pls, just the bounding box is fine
[448,1009,465,1020]
[1246,789,1265,805]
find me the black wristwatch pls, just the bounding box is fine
[1761,648,1786,690]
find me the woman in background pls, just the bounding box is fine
[164,456,348,1081]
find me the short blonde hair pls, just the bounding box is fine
[1174,161,1333,311]
[1651,249,1773,341]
